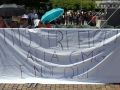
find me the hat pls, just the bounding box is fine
[34,19,40,27]
[12,16,20,23]
[21,14,28,19]
[11,18,17,22]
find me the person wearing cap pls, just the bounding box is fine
[33,19,45,28]
[10,18,19,28]
[20,14,31,28]
[0,16,9,28]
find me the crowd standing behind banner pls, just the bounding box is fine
[0,10,107,29]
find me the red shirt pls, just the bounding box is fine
[91,16,96,23]
[46,24,51,28]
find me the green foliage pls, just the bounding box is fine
[82,0,96,10]
[50,0,95,11]
[0,0,96,11]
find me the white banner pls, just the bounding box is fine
[0,28,120,84]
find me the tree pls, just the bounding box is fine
[0,0,96,11]
[82,0,96,10]
[50,0,96,11]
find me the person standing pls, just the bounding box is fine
[19,14,31,28]
[33,19,45,28]
[91,14,97,26]
[0,16,9,28]
[10,18,19,28]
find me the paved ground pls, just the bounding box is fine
[0,83,120,90]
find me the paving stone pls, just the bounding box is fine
[22,87,27,90]
[96,85,101,89]
[3,89,10,90]
[73,85,78,88]
[64,87,68,89]
[0,84,5,88]
[26,88,32,90]
[12,89,17,90]
[0,88,3,90]
[100,85,106,88]
[21,89,27,90]
[4,84,9,87]
[77,86,82,89]
[36,88,41,90]
[36,85,42,88]
[73,88,77,90]
[109,84,115,88]
[14,84,19,87]
[9,84,14,87]
[101,88,107,90]
[96,89,101,90]
[45,88,51,90]
[105,85,111,89]
[13,86,18,89]
[46,84,51,86]
[59,88,64,90]
[87,88,92,90]
[17,88,22,90]
[59,85,64,88]
[92,87,96,90]
[115,87,120,90]
[115,85,120,87]
[32,88,37,90]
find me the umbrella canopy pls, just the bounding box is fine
[0,4,26,17]
[41,8,64,23]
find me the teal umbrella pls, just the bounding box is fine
[41,8,64,23]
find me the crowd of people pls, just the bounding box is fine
[0,14,51,28]
[58,10,107,26]
[0,9,107,28]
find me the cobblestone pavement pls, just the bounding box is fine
[0,83,120,90]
